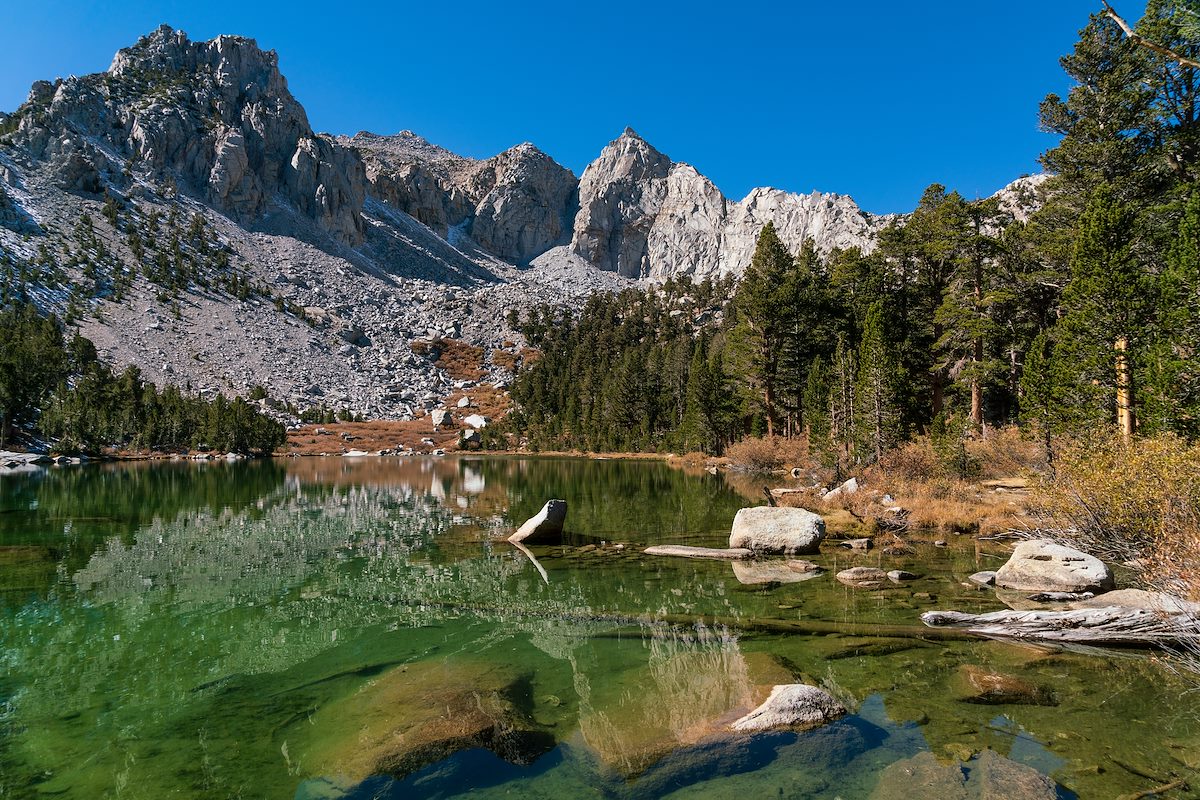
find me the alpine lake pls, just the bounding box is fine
[1,456,1197,800]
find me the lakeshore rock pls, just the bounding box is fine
[968,571,997,587]
[508,499,567,545]
[887,570,919,583]
[728,506,825,555]
[824,477,859,500]
[994,540,1114,594]
[730,684,846,732]
[836,567,890,589]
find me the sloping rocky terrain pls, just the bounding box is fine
[0,25,1038,420]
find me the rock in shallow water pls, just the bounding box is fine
[508,499,567,544]
[836,567,890,589]
[730,684,846,732]
[731,560,824,585]
[728,506,825,555]
[869,749,1060,800]
[995,540,1114,594]
[643,545,753,560]
[952,664,1057,706]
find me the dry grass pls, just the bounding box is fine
[861,476,1021,537]
[491,349,518,371]
[434,339,486,381]
[286,386,513,456]
[967,427,1047,479]
[725,435,811,473]
[1027,432,1200,600]
[286,420,459,455]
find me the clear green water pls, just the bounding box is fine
[0,457,1196,799]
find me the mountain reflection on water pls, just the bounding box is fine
[0,457,1196,799]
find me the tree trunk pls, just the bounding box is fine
[763,381,775,438]
[971,250,984,432]
[1115,337,1135,438]
[922,606,1199,648]
[971,336,984,433]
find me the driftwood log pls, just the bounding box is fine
[921,606,1200,648]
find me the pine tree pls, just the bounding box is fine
[828,335,857,474]
[1054,183,1153,436]
[854,302,902,463]
[731,223,795,437]
[935,197,1008,432]
[802,355,834,469]
[679,338,717,453]
[1144,186,1200,435]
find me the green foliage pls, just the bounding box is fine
[498,278,741,453]
[853,301,903,463]
[0,304,283,454]
[0,305,69,445]
[729,223,796,435]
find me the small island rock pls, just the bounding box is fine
[995,540,1114,594]
[837,567,890,589]
[729,506,825,555]
[730,684,846,732]
[508,500,567,545]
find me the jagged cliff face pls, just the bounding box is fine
[348,126,888,281]
[5,25,366,244]
[344,132,578,265]
[571,129,889,280]
[572,127,674,276]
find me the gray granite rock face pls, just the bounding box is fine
[6,26,367,244]
[728,506,826,555]
[994,540,1114,594]
[572,128,673,277]
[348,135,577,264]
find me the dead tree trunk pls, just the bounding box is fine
[1116,336,1135,438]
[922,607,1200,648]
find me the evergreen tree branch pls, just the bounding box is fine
[1101,1,1200,70]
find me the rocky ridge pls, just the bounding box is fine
[0,25,1042,420]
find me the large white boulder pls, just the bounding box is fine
[995,540,1115,594]
[731,684,846,732]
[508,500,567,545]
[729,506,825,555]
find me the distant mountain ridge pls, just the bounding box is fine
[0,25,1041,420]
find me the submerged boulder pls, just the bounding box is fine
[288,658,553,782]
[728,506,825,555]
[836,567,890,589]
[508,499,567,544]
[730,684,846,732]
[994,540,1114,594]
[952,665,1057,706]
[870,749,1060,800]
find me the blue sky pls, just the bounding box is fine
[0,1,1145,214]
